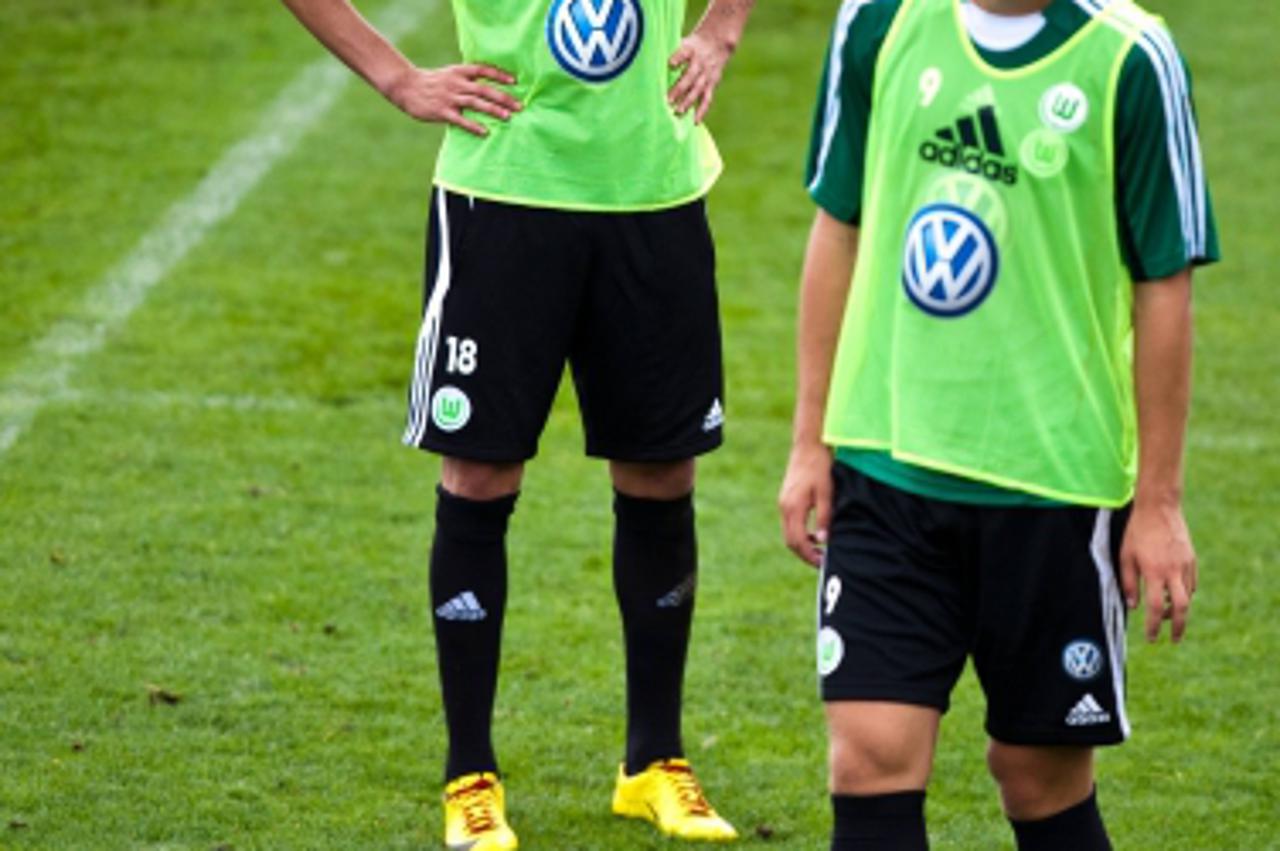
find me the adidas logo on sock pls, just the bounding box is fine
[703,398,725,432]
[435,590,487,622]
[656,574,697,608]
[1065,693,1112,727]
[918,104,1020,186]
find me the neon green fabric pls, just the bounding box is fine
[805,0,1220,279]
[824,0,1158,506]
[434,0,721,211]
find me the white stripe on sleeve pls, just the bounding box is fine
[808,0,872,194]
[1074,0,1208,261]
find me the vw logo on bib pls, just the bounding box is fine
[546,0,644,83]
[901,203,999,317]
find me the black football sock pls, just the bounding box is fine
[613,490,698,775]
[430,485,517,783]
[1009,788,1111,851]
[831,791,929,851]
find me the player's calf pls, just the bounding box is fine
[1006,788,1111,851]
[987,742,1095,820]
[988,743,1110,850]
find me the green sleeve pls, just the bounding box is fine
[1115,32,1221,282]
[803,1,900,224]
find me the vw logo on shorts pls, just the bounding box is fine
[546,0,644,83]
[902,203,999,317]
[1062,640,1104,682]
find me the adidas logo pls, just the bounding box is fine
[1064,693,1112,727]
[435,591,487,622]
[702,398,724,432]
[656,574,697,608]
[919,105,1019,186]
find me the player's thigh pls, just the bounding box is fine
[440,457,525,501]
[609,458,696,499]
[570,200,723,462]
[973,505,1131,747]
[818,464,972,710]
[404,189,586,462]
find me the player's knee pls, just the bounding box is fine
[829,729,928,794]
[987,742,1094,820]
[441,458,524,501]
[610,459,695,500]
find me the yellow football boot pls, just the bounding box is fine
[612,758,738,842]
[443,772,518,850]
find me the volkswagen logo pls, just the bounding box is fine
[902,203,999,317]
[1062,640,1104,682]
[546,0,644,83]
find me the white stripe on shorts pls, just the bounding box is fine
[402,187,453,446]
[1089,508,1131,740]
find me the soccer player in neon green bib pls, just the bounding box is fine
[779,0,1218,847]
[283,0,753,847]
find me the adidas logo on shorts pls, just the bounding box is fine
[1065,693,1112,727]
[435,591,487,622]
[703,398,724,432]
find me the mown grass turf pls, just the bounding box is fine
[2,1,1276,848]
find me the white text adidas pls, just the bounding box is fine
[435,591,487,622]
[1065,693,1112,727]
[703,398,724,432]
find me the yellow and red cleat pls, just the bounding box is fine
[443,772,518,850]
[612,758,739,842]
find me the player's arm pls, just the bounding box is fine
[1122,270,1197,643]
[779,2,879,567]
[280,0,521,136]
[778,210,858,568]
[669,0,755,123]
[1112,25,1219,644]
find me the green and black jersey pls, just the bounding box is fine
[808,0,1219,278]
[805,0,1220,506]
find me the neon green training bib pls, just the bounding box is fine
[824,0,1163,506]
[434,0,722,211]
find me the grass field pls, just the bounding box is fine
[2,1,1277,848]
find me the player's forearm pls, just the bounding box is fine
[693,0,755,52]
[281,0,415,99]
[792,210,859,446]
[1132,269,1194,507]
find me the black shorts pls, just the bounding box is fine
[402,188,724,463]
[818,463,1132,747]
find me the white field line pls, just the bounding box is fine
[0,0,429,457]
[1188,432,1269,453]
[36,388,398,414]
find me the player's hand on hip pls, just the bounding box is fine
[778,442,834,569]
[383,64,521,137]
[1119,501,1197,643]
[668,30,735,124]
